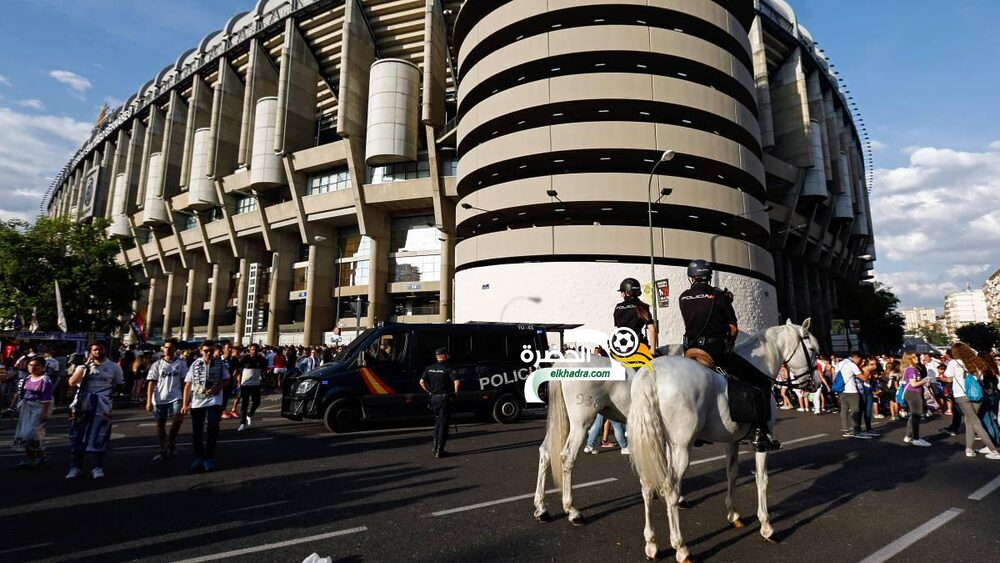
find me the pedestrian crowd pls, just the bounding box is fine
[778,343,1000,459]
[1,339,350,477]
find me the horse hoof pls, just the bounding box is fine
[535,511,552,522]
[569,514,586,526]
[644,543,658,560]
[677,499,691,510]
[763,536,778,544]
[732,518,745,529]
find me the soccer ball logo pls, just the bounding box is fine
[608,327,640,357]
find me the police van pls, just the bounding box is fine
[281,322,568,433]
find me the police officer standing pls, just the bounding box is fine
[614,278,658,352]
[679,260,780,452]
[420,347,460,458]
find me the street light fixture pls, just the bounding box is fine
[646,150,676,331]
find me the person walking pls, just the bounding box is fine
[419,347,459,458]
[583,413,629,455]
[837,353,870,439]
[145,339,187,462]
[182,343,230,472]
[947,343,1000,459]
[66,342,124,479]
[11,357,53,469]
[901,352,931,447]
[237,343,266,432]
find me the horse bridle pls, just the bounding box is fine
[777,332,819,391]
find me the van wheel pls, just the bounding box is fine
[324,398,360,433]
[492,394,522,424]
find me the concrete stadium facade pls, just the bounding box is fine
[45,0,875,350]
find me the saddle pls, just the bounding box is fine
[684,348,716,369]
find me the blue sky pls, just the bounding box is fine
[0,0,997,311]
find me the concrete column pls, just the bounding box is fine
[304,228,336,345]
[159,91,188,202]
[265,235,298,345]
[144,272,167,340]
[439,229,455,322]
[238,40,279,168]
[161,267,186,339]
[136,108,164,207]
[274,19,319,155]
[793,259,813,324]
[206,256,235,340]
[182,257,210,340]
[367,219,391,327]
[768,48,811,167]
[234,258,249,346]
[783,254,798,321]
[180,76,213,189]
[749,16,775,149]
[208,61,244,180]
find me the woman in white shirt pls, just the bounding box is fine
[948,343,1000,460]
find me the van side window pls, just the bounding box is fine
[416,332,448,370]
[471,332,506,361]
[447,330,476,362]
[366,333,407,366]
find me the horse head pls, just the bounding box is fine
[777,318,822,393]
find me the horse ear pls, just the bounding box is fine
[801,317,812,333]
[785,318,793,326]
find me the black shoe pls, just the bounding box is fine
[941,428,958,437]
[693,439,713,447]
[435,450,448,459]
[750,428,780,452]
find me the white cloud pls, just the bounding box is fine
[0,107,92,221]
[869,140,887,151]
[871,142,1000,308]
[0,75,10,87]
[989,140,1000,151]
[15,99,45,111]
[48,70,92,94]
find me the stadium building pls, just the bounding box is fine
[44,0,875,350]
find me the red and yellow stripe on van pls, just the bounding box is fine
[359,367,396,395]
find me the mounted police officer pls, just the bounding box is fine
[679,260,780,452]
[614,278,658,353]
[420,347,460,458]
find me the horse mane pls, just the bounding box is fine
[734,326,785,376]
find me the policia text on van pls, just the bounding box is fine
[281,323,566,433]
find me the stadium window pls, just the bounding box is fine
[307,167,351,195]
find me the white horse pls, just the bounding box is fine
[532,355,636,524]
[628,319,822,562]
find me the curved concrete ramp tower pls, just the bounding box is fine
[452,0,778,341]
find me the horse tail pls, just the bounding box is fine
[628,366,670,491]
[546,380,569,488]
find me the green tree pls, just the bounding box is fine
[955,322,999,353]
[841,281,905,354]
[0,216,144,334]
[916,323,949,346]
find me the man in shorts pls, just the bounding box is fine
[146,339,187,461]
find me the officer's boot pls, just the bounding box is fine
[432,438,438,454]
[750,425,782,452]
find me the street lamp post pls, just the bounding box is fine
[646,150,676,331]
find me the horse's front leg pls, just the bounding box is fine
[642,482,659,560]
[755,451,774,540]
[533,436,551,521]
[725,442,744,528]
[561,425,587,525]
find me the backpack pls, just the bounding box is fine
[961,373,984,403]
[832,370,845,394]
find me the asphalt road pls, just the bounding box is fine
[2,396,999,563]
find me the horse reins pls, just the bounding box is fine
[775,333,818,390]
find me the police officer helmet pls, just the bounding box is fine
[435,347,449,356]
[618,278,642,297]
[687,259,713,281]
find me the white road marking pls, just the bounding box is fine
[968,474,1000,500]
[430,478,618,517]
[859,508,964,563]
[225,500,289,513]
[0,542,55,556]
[689,433,827,466]
[171,526,369,563]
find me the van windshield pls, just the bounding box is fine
[333,329,377,362]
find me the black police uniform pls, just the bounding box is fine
[421,355,458,456]
[679,281,774,421]
[614,298,653,346]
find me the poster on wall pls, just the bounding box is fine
[655,279,670,308]
[79,166,101,218]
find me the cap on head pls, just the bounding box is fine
[618,278,642,297]
[435,347,449,356]
[687,259,712,281]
